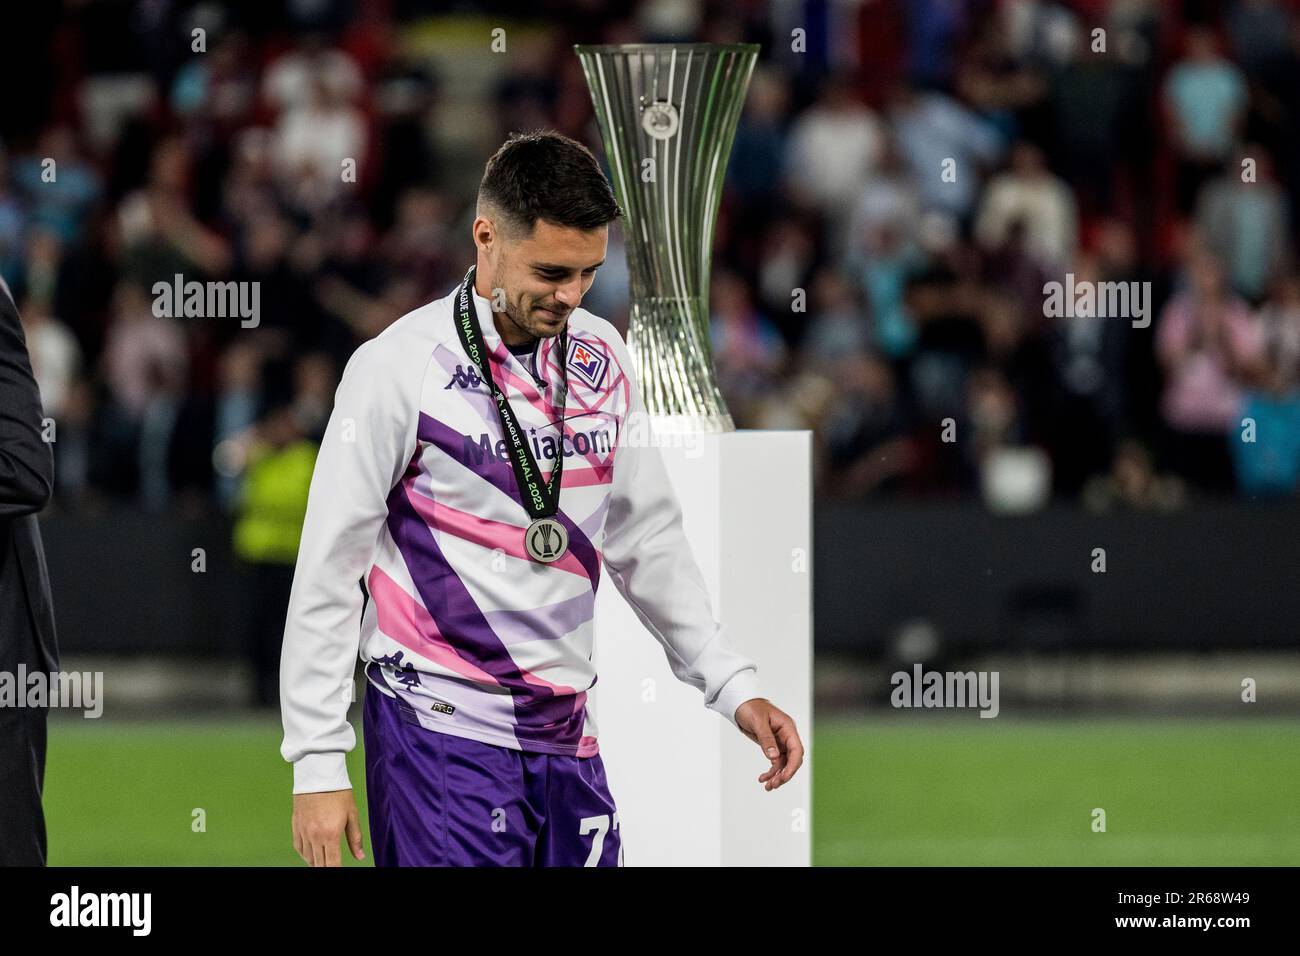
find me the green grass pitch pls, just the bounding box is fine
[42,714,1300,866]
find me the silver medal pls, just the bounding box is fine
[525,517,568,563]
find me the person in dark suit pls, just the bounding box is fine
[0,276,58,866]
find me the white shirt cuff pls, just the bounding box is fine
[708,669,764,728]
[292,752,353,794]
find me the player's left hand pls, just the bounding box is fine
[734,699,804,791]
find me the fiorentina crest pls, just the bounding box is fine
[567,337,609,390]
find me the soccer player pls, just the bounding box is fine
[280,131,804,867]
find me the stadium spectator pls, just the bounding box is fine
[1232,349,1300,498]
[975,141,1078,271]
[710,267,786,423]
[1156,248,1264,490]
[232,390,319,708]
[18,294,81,422]
[886,82,1005,227]
[0,1,1293,514]
[782,73,886,253]
[272,75,368,214]
[820,350,911,499]
[170,31,259,134]
[1163,26,1248,212]
[262,33,363,114]
[1194,145,1291,304]
[843,134,921,263]
[11,125,102,247]
[1231,271,1300,496]
[756,214,818,346]
[1257,273,1300,390]
[1040,249,1130,495]
[804,266,872,362]
[1226,0,1294,76]
[1082,439,1186,512]
[97,281,188,503]
[728,66,790,213]
[844,219,924,361]
[213,342,262,511]
[118,136,232,286]
[1046,25,1142,217]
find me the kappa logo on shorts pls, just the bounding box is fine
[429,699,455,716]
[567,338,609,390]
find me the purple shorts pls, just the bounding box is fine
[362,684,623,867]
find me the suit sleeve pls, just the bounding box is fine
[279,336,422,793]
[598,336,764,727]
[0,282,54,517]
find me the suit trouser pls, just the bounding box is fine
[0,639,49,866]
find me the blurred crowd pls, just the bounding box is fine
[3,0,1300,524]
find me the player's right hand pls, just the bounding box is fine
[292,789,365,866]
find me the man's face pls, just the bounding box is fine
[479,217,608,341]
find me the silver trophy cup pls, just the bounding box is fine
[574,43,760,433]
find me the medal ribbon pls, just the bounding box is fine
[452,265,568,521]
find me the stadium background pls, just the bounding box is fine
[3,0,1298,865]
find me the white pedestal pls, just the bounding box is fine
[592,429,813,866]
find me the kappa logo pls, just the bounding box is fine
[444,364,484,390]
[567,338,609,390]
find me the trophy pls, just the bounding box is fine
[574,43,760,433]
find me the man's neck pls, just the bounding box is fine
[473,269,535,348]
[495,315,536,348]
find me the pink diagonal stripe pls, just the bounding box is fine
[559,467,614,489]
[369,566,581,697]
[404,479,594,580]
[367,566,501,685]
[489,341,556,416]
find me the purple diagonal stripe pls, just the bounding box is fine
[418,412,602,586]
[385,478,585,747]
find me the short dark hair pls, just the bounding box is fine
[478,130,622,239]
